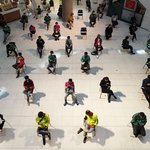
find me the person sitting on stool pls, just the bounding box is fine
[131,112,147,137]
[52,22,61,41]
[122,36,135,54]
[47,51,57,74]
[100,77,117,103]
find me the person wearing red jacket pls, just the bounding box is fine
[52,22,61,40]
[64,78,79,106]
[91,34,103,55]
[23,75,34,95]
[12,52,25,78]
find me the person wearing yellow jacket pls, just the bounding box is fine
[36,111,51,145]
[77,110,98,143]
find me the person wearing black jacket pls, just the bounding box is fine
[0,114,5,132]
[122,36,135,54]
[129,23,137,41]
[100,77,117,103]
[141,75,150,108]
[20,13,28,30]
[105,24,113,40]
[36,36,45,58]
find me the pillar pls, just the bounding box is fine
[62,0,73,22]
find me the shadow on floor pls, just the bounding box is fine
[76,93,88,105]
[27,48,37,57]
[38,23,46,30]
[83,21,90,27]
[75,35,82,39]
[45,34,54,40]
[55,49,65,55]
[21,33,30,40]
[56,67,69,75]
[47,128,64,149]
[139,129,150,143]
[90,66,103,75]
[31,92,46,106]
[0,128,15,143]
[24,66,36,74]
[0,87,9,100]
[90,126,114,145]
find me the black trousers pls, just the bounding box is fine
[123,45,134,53]
[0,120,5,130]
[142,89,150,104]
[132,124,146,137]
[102,88,115,102]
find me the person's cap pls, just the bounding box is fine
[18,52,22,56]
[50,51,53,54]
[24,75,29,80]
[68,78,72,82]
[38,111,44,118]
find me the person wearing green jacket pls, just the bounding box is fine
[77,110,98,143]
[47,51,57,74]
[3,23,11,44]
[131,112,147,137]
[147,39,150,50]
[44,13,51,30]
[81,52,90,73]
[36,111,51,145]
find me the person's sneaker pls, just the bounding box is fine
[76,102,79,105]
[131,52,135,55]
[77,128,83,134]
[83,137,87,143]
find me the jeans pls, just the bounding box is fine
[65,46,72,57]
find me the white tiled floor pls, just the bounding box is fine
[0,0,150,149]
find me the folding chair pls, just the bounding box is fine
[80,27,87,39]
[77,9,83,19]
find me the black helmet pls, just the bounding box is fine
[18,52,22,56]
[38,111,44,118]
[24,75,29,80]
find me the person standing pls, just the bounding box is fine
[67,13,74,30]
[111,14,118,28]
[122,36,135,54]
[3,23,11,44]
[36,36,45,58]
[29,25,36,40]
[141,75,150,108]
[77,110,98,143]
[86,0,91,12]
[89,11,97,27]
[97,4,103,20]
[36,111,51,145]
[131,112,147,137]
[100,77,117,103]
[44,13,51,30]
[0,114,5,132]
[64,79,79,106]
[65,36,73,57]
[20,13,28,30]
[129,23,137,41]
